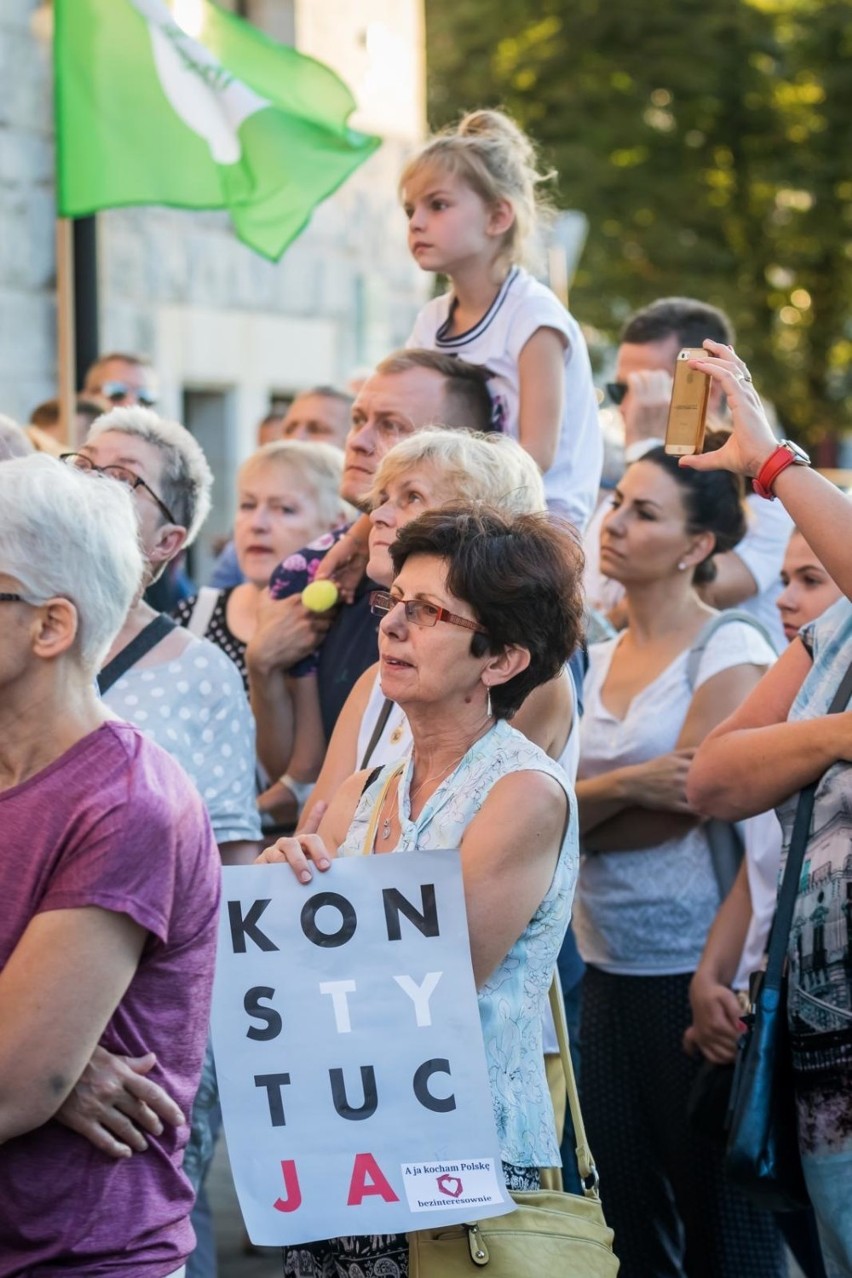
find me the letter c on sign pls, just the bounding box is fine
[413,1058,456,1113]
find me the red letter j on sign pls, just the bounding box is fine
[273,1160,302,1213]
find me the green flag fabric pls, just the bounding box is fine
[54,0,381,260]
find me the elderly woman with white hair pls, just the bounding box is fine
[0,454,220,1277]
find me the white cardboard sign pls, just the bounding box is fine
[211,852,513,1245]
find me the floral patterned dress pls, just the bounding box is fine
[282,718,578,1278]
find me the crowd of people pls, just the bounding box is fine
[1,107,850,1278]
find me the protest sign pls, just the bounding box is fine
[211,851,514,1245]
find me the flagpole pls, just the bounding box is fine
[56,216,77,447]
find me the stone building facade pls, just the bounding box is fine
[0,0,426,574]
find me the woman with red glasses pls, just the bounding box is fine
[259,504,585,1278]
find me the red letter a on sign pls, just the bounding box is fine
[273,1160,302,1213]
[347,1152,400,1206]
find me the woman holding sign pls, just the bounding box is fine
[261,504,584,1278]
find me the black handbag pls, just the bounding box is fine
[724,656,852,1211]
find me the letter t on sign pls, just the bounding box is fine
[319,980,357,1032]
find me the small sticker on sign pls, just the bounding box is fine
[401,1159,506,1212]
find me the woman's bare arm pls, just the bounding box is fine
[687,637,852,820]
[0,908,146,1142]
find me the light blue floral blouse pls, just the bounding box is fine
[339,718,578,1168]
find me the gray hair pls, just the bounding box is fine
[0,454,144,673]
[87,406,213,544]
[368,428,546,515]
[0,415,34,461]
[239,440,354,528]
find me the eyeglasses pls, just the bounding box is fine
[605,381,628,406]
[369,589,488,635]
[99,380,158,408]
[60,452,178,524]
[0,591,49,607]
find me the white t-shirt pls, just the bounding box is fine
[582,437,790,651]
[574,620,776,975]
[407,266,603,530]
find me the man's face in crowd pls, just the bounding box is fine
[613,335,682,420]
[85,358,158,409]
[340,367,448,507]
[280,393,351,449]
[614,332,726,421]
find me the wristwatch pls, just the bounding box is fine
[752,440,810,500]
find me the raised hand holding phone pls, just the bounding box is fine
[664,347,712,456]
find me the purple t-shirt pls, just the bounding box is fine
[0,721,220,1277]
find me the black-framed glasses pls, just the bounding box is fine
[60,452,178,524]
[99,380,158,408]
[0,592,51,608]
[369,589,488,635]
[605,381,628,406]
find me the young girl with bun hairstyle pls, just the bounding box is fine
[573,433,785,1277]
[402,109,602,529]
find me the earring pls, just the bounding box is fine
[486,686,493,718]
[677,561,687,571]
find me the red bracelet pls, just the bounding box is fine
[752,442,810,500]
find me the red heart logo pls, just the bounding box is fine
[436,1174,463,1198]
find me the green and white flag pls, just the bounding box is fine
[54,0,381,260]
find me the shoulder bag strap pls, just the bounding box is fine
[97,614,177,696]
[185,586,221,638]
[359,762,406,855]
[359,697,395,770]
[762,655,852,991]
[548,975,601,1199]
[686,610,778,691]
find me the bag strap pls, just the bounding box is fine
[548,976,601,1199]
[359,697,395,770]
[97,614,176,695]
[762,655,852,991]
[686,610,778,691]
[359,762,405,855]
[185,586,221,638]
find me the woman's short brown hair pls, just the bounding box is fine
[389,506,585,719]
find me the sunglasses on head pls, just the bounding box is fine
[605,381,628,407]
[100,380,158,408]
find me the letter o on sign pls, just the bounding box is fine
[300,892,357,948]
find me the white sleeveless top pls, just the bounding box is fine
[407,266,602,530]
[339,718,578,1167]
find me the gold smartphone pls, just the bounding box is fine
[664,348,711,456]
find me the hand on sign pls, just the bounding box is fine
[56,1044,184,1158]
[255,801,333,883]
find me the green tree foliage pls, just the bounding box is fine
[426,0,852,446]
